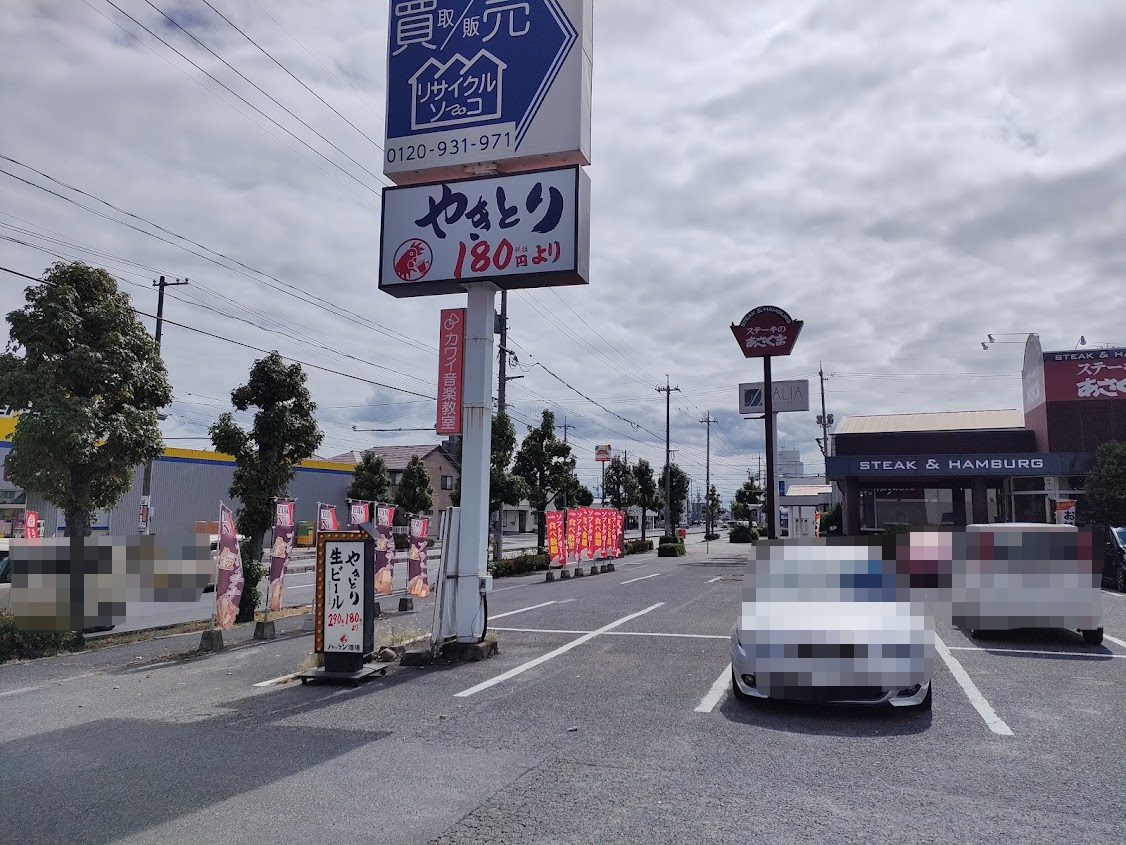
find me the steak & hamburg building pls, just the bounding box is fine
[827,336,1126,535]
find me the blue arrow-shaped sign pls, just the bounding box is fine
[384,0,589,180]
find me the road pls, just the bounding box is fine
[5,537,1122,844]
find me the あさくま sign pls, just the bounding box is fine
[437,308,466,435]
[730,306,803,359]
[595,444,611,462]
[379,166,590,297]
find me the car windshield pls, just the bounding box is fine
[1114,527,1126,547]
[747,547,906,604]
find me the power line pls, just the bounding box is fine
[195,0,386,153]
[0,265,438,401]
[0,154,435,356]
[139,0,389,187]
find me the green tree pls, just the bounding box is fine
[489,413,527,559]
[706,484,724,533]
[658,463,691,533]
[0,262,171,631]
[347,452,391,503]
[513,410,575,550]
[211,352,322,622]
[732,471,764,523]
[604,456,639,513]
[395,454,434,515]
[632,459,658,542]
[555,474,593,509]
[1085,442,1126,528]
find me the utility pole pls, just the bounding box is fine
[558,416,572,513]
[491,291,524,560]
[656,376,680,537]
[816,363,832,458]
[700,412,717,537]
[138,275,188,534]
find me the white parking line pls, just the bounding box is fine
[0,686,39,699]
[706,576,723,584]
[454,603,664,698]
[946,646,1126,659]
[1102,590,1123,598]
[694,664,732,713]
[492,626,728,640]
[1101,633,1126,651]
[487,601,556,620]
[935,635,1013,736]
[621,573,660,585]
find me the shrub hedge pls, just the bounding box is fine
[729,524,758,544]
[0,612,74,663]
[624,539,654,555]
[657,542,686,557]
[488,552,551,578]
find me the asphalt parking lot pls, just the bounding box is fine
[2,543,1124,845]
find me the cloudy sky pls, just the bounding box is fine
[2,0,1124,501]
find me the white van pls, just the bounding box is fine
[954,522,1102,645]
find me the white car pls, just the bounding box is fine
[731,542,934,709]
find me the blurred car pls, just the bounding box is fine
[954,523,1103,645]
[1103,526,1125,594]
[0,538,11,612]
[731,541,934,709]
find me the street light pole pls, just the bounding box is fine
[138,276,188,534]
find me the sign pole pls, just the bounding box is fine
[764,355,776,540]
[453,282,496,643]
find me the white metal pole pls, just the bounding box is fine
[453,282,496,642]
[770,413,781,539]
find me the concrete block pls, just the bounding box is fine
[198,629,224,652]
[398,597,414,612]
[253,620,276,641]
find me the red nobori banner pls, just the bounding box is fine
[24,510,39,539]
[318,504,338,531]
[268,501,296,612]
[437,308,466,435]
[1042,349,1126,402]
[612,511,624,558]
[349,501,371,526]
[583,507,595,561]
[545,511,565,567]
[565,509,579,562]
[731,305,803,358]
[215,503,244,631]
[407,517,430,598]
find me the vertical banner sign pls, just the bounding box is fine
[582,507,595,562]
[319,504,339,531]
[322,539,365,653]
[214,503,244,631]
[1055,500,1077,526]
[565,509,578,563]
[268,499,296,613]
[545,511,565,567]
[349,500,371,527]
[437,308,466,434]
[374,504,397,594]
[24,511,39,539]
[592,510,606,559]
[408,517,430,597]
[611,511,623,558]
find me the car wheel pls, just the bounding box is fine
[969,629,990,640]
[917,681,933,711]
[1082,628,1103,646]
[731,669,751,702]
[1116,566,1126,594]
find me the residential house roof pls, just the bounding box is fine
[834,410,1025,435]
[329,444,453,470]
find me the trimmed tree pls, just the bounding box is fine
[706,484,724,535]
[658,463,691,533]
[395,454,434,516]
[0,262,172,632]
[1085,441,1126,528]
[604,456,639,514]
[513,410,575,550]
[348,452,391,503]
[489,413,526,560]
[732,471,764,523]
[210,352,322,622]
[632,459,658,542]
[555,474,593,509]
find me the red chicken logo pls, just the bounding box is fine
[393,238,433,281]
